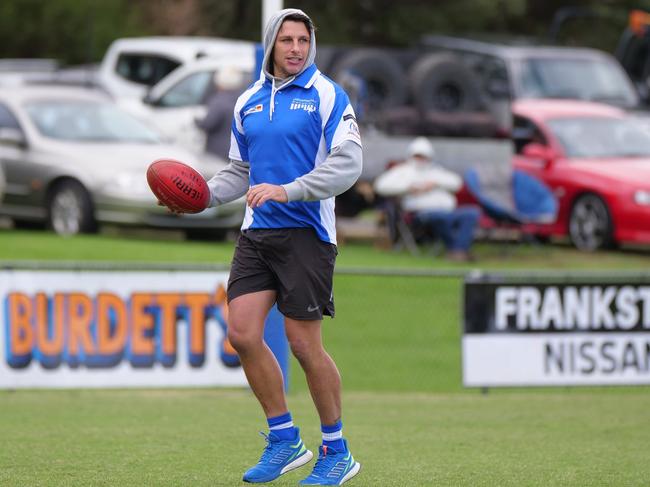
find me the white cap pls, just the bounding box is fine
[214,65,244,91]
[408,136,434,160]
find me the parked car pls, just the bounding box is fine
[97,36,256,100]
[118,56,253,152]
[420,36,640,109]
[0,85,244,237]
[512,98,650,250]
[0,58,60,86]
[549,6,650,106]
[309,35,639,137]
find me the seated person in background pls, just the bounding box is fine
[374,136,480,261]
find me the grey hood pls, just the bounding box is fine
[261,8,316,81]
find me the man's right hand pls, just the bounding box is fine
[158,200,184,215]
[247,183,288,208]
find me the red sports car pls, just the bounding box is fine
[512,99,650,250]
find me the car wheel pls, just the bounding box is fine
[47,180,97,236]
[569,193,614,251]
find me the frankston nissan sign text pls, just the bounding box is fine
[463,279,650,387]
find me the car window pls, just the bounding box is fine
[158,70,214,107]
[512,115,546,154]
[25,100,161,143]
[116,53,181,87]
[519,58,638,107]
[547,116,650,158]
[0,103,21,130]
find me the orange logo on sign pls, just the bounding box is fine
[5,285,239,369]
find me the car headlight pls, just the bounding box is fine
[634,190,650,206]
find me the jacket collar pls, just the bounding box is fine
[263,63,319,90]
[293,64,319,88]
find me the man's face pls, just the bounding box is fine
[272,20,310,79]
[413,154,431,164]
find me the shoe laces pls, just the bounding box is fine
[257,431,281,462]
[310,446,339,477]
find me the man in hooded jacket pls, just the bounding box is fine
[203,8,362,485]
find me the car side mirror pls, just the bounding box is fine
[142,90,157,106]
[522,142,555,164]
[0,127,27,148]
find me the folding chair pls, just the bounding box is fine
[382,197,443,256]
[463,166,558,242]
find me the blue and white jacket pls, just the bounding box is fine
[207,8,362,244]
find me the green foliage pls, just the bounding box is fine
[258,0,529,47]
[0,0,151,64]
[197,0,261,41]
[2,1,650,64]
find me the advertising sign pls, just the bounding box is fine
[463,276,650,387]
[0,269,288,389]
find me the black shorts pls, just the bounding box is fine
[227,228,337,320]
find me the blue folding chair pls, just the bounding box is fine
[464,167,557,236]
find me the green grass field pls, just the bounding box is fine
[3,228,650,270]
[1,389,649,486]
[1,229,649,486]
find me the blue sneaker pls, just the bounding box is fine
[299,440,361,485]
[242,429,313,483]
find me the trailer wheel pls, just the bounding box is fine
[408,53,483,112]
[331,48,408,113]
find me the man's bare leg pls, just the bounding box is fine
[227,290,288,417]
[284,318,341,424]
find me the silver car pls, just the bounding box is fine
[0,85,243,238]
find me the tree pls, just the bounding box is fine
[0,0,151,64]
[2,0,650,64]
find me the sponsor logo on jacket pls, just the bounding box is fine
[244,104,263,115]
[290,98,316,112]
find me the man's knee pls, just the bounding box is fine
[288,336,309,363]
[288,336,319,365]
[226,322,262,353]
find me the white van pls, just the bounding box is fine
[98,36,256,100]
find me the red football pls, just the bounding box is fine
[146,159,210,214]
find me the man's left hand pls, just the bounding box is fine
[247,183,288,208]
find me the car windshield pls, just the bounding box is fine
[519,58,638,108]
[25,100,161,143]
[547,116,650,158]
